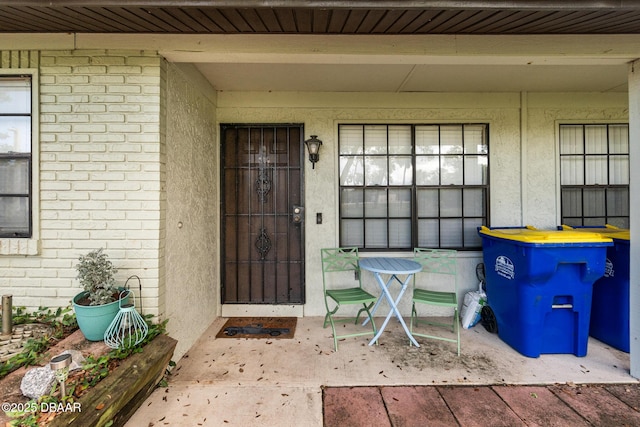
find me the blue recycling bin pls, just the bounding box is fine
[478,226,612,358]
[560,225,630,352]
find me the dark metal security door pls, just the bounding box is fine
[221,124,305,304]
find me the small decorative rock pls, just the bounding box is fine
[20,367,56,399]
[19,350,87,399]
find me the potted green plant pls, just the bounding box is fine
[72,248,129,341]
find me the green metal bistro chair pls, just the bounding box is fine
[410,248,460,356]
[321,247,378,351]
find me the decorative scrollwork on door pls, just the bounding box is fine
[255,170,271,202]
[255,227,272,260]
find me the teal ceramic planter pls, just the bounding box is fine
[73,290,130,341]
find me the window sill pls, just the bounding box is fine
[0,238,40,255]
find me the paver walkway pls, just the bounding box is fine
[324,383,640,427]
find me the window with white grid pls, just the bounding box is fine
[339,124,488,251]
[559,124,629,228]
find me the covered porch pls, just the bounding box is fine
[126,316,636,426]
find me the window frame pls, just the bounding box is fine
[338,123,489,252]
[0,70,39,253]
[558,123,629,228]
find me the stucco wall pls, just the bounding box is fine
[216,91,629,317]
[164,62,218,358]
[0,50,166,318]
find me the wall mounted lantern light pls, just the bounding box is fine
[304,135,322,169]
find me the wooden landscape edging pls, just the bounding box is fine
[50,334,177,427]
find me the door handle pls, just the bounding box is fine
[292,205,304,224]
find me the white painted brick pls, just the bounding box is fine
[41,221,72,230]
[89,172,125,181]
[108,145,142,154]
[55,172,90,181]
[72,144,106,152]
[73,181,106,191]
[92,114,125,122]
[58,75,89,84]
[90,75,125,83]
[142,86,160,95]
[141,142,161,151]
[70,200,107,210]
[90,153,127,163]
[74,163,106,172]
[127,210,160,220]
[90,211,126,220]
[125,155,160,164]
[125,191,160,201]
[56,230,92,240]
[91,94,125,103]
[41,124,72,133]
[73,104,107,113]
[28,269,58,279]
[2,49,164,324]
[74,221,107,230]
[73,84,107,94]
[40,164,72,172]
[108,104,141,113]
[41,242,73,251]
[40,66,72,74]
[107,65,142,74]
[41,181,72,191]
[41,104,72,113]
[107,163,141,173]
[41,85,71,94]
[91,134,126,142]
[8,257,43,268]
[56,56,90,65]
[73,65,107,74]
[126,75,160,84]
[58,153,90,162]
[126,95,159,103]
[107,124,140,133]
[57,114,90,122]
[128,114,159,123]
[58,134,91,142]
[54,210,91,220]
[108,85,142,93]
[90,191,125,201]
[107,181,141,191]
[40,95,57,103]
[72,124,106,133]
[57,192,90,201]
[90,56,126,65]
[40,197,72,207]
[39,75,56,84]
[127,56,161,66]
[142,123,160,133]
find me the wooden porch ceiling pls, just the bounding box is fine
[1,1,640,34]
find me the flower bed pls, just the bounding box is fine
[1,318,176,427]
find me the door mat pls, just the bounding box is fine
[216,317,297,339]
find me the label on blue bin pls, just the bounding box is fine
[495,255,515,280]
[604,258,614,278]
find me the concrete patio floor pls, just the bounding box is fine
[126,317,637,426]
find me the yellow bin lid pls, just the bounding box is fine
[560,224,630,241]
[479,226,613,244]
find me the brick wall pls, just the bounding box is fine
[0,50,164,316]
